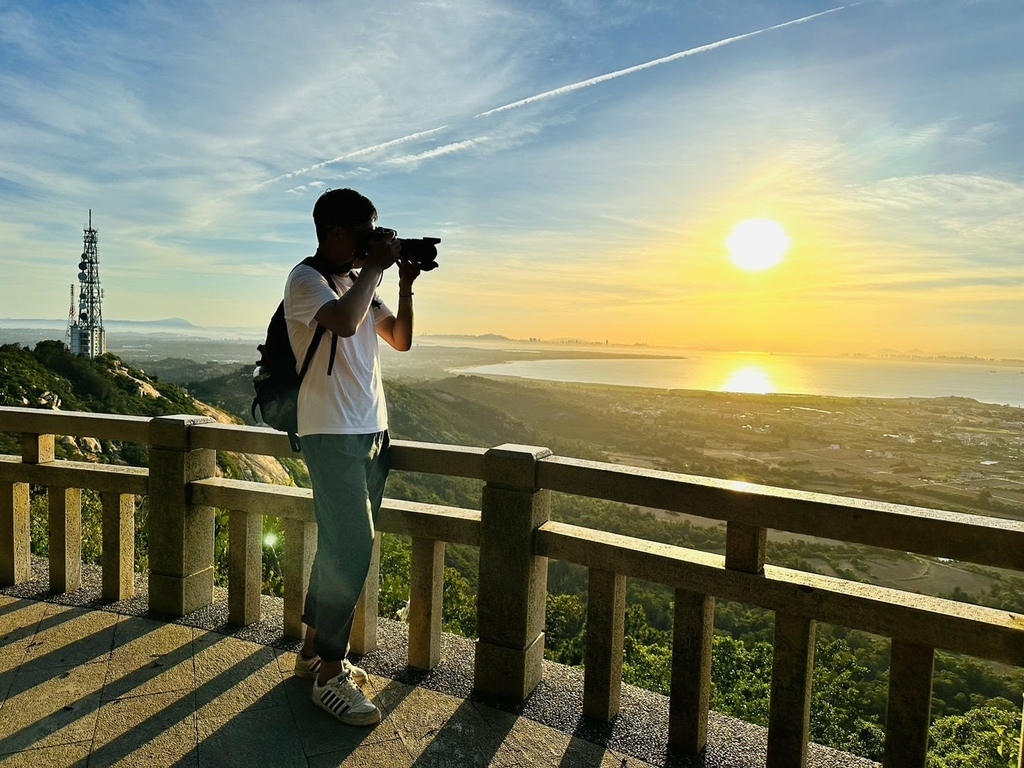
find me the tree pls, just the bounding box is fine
[928,706,1021,768]
[545,593,586,666]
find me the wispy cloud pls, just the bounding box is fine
[474,5,853,118]
[383,138,491,167]
[255,125,452,188]
[262,5,854,186]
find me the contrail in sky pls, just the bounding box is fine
[263,4,852,187]
[475,5,851,118]
[256,125,450,188]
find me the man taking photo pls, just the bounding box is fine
[284,188,422,726]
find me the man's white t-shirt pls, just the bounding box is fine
[283,264,393,437]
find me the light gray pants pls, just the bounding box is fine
[300,431,390,663]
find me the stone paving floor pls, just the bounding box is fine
[0,594,657,768]
[0,575,883,768]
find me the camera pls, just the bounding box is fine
[371,228,440,271]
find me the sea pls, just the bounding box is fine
[456,351,1024,409]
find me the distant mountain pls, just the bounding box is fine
[420,333,513,342]
[0,317,196,329]
[108,317,198,329]
[0,317,264,333]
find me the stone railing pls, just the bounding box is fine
[1,406,1022,768]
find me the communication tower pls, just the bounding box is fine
[68,210,107,358]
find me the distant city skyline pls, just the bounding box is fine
[1,1,1022,357]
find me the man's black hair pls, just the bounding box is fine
[312,188,377,243]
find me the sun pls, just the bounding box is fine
[726,218,791,271]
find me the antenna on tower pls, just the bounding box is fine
[68,210,107,358]
[65,284,76,348]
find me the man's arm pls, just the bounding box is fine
[314,240,397,337]
[377,259,420,351]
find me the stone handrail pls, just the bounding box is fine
[1,405,1022,768]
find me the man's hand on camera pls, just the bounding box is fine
[397,258,421,293]
[363,230,399,274]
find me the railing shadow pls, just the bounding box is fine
[410,698,517,767]
[0,611,192,757]
[0,602,120,717]
[86,638,279,766]
[0,597,41,622]
[558,719,621,768]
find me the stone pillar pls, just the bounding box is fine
[228,510,262,626]
[350,530,380,654]
[725,521,766,574]
[669,589,715,753]
[883,640,934,768]
[583,568,626,720]
[0,482,30,586]
[766,613,817,768]
[48,487,82,593]
[409,537,445,670]
[283,518,318,640]
[0,433,47,587]
[147,415,216,616]
[102,492,136,602]
[22,433,55,465]
[474,443,551,702]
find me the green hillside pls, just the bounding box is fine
[175,360,543,450]
[0,341,203,461]
[184,364,256,423]
[0,340,198,417]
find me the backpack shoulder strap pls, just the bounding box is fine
[297,254,341,378]
[297,322,327,382]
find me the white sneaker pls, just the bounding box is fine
[312,673,381,726]
[293,652,321,679]
[294,654,368,687]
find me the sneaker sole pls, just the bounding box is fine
[312,691,381,726]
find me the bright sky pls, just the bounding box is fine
[1,0,1022,357]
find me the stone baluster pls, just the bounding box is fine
[48,486,81,593]
[583,568,626,720]
[283,518,318,641]
[766,613,817,768]
[883,640,935,768]
[669,589,715,753]
[351,531,381,654]
[726,520,766,574]
[0,434,51,586]
[101,492,135,602]
[409,536,445,670]
[229,509,262,626]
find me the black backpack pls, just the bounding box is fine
[251,256,341,452]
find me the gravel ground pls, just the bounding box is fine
[2,558,879,768]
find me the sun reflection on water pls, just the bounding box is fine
[722,365,775,394]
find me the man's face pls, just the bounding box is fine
[340,220,375,261]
